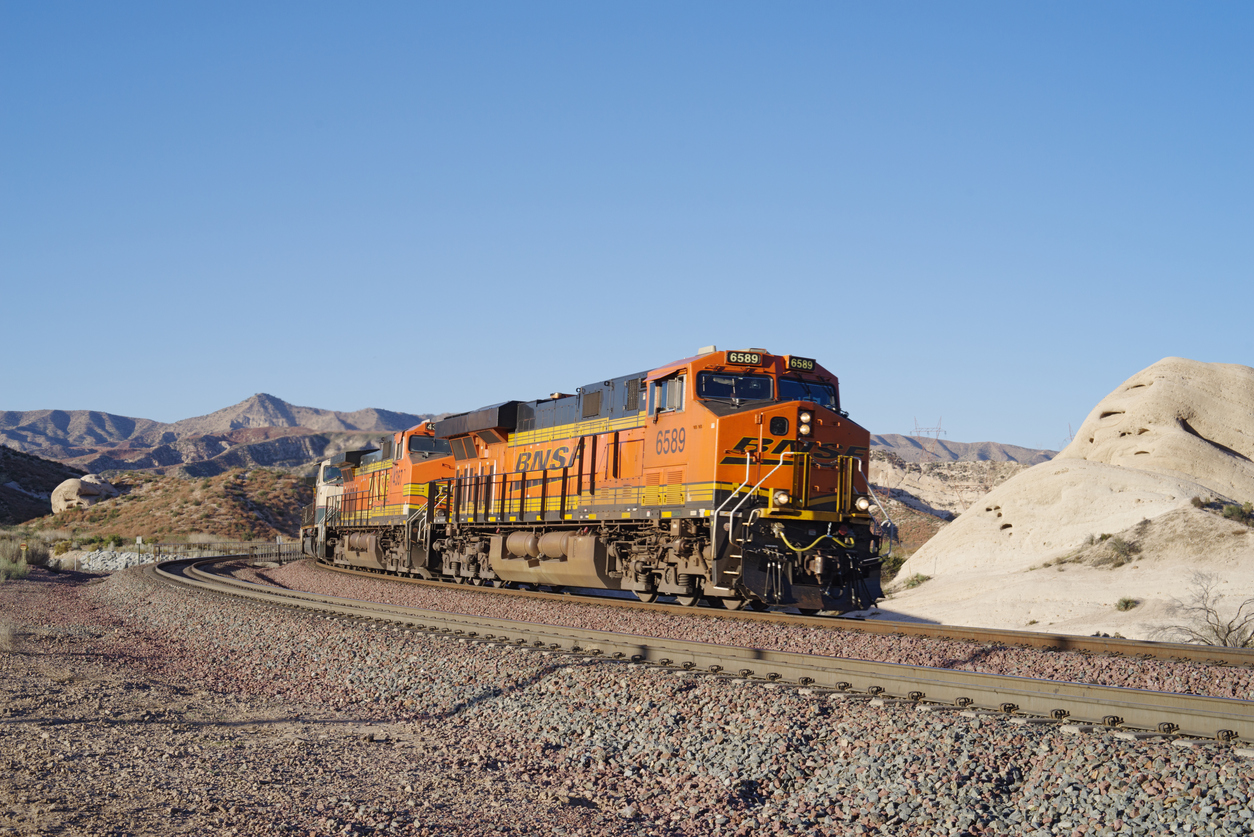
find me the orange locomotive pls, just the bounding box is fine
[302,347,884,612]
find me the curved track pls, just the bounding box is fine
[152,556,1254,742]
[316,559,1254,667]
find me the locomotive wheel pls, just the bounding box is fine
[718,597,747,611]
[491,579,513,589]
[798,608,820,616]
[469,578,486,587]
[634,590,659,604]
[675,595,701,608]
[748,600,770,612]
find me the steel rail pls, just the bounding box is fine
[314,560,1254,668]
[153,557,1254,742]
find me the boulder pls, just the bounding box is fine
[884,358,1254,638]
[51,474,121,513]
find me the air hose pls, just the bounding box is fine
[771,522,855,554]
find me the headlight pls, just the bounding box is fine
[798,424,811,436]
[855,497,871,511]
[799,411,812,423]
[774,491,791,506]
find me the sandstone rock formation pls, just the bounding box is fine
[51,474,121,513]
[883,358,1254,638]
[870,451,1032,519]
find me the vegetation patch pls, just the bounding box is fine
[901,573,931,589]
[879,549,911,583]
[1156,572,1254,647]
[1220,502,1253,526]
[0,558,30,582]
[1115,597,1139,612]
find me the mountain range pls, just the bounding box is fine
[870,434,1056,464]
[1,394,439,478]
[2,393,1055,482]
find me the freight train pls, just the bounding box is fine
[300,346,885,613]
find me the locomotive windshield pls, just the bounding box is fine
[320,465,342,485]
[779,378,838,411]
[409,435,453,454]
[697,372,773,404]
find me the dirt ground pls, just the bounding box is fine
[0,569,632,837]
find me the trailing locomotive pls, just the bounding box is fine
[301,347,884,612]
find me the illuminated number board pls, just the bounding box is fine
[727,351,764,366]
[788,356,816,372]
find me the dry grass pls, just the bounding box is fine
[15,468,312,544]
[0,558,30,582]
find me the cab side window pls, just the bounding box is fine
[648,375,686,414]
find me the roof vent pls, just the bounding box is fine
[698,345,717,355]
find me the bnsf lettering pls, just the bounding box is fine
[514,445,573,472]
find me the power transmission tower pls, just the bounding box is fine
[913,417,946,463]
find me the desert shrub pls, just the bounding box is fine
[1191,496,1206,509]
[1088,535,1140,568]
[52,540,72,555]
[1108,536,1138,559]
[1098,533,1112,542]
[1221,504,1253,525]
[901,573,931,589]
[0,559,29,582]
[879,550,910,582]
[24,541,49,566]
[0,538,47,567]
[1155,572,1254,647]
[1116,597,1139,611]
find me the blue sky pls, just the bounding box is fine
[2,2,1250,451]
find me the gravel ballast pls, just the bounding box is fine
[1,565,1250,836]
[249,560,1254,702]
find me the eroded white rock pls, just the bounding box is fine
[51,474,121,513]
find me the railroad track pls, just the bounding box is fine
[317,559,1254,668]
[151,556,1254,743]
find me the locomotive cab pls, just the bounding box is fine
[645,349,882,611]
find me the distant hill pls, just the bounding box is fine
[163,393,433,437]
[19,468,312,542]
[0,445,86,525]
[871,434,1056,465]
[0,394,438,477]
[66,428,393,479]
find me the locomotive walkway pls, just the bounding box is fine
[150,556,1254,743]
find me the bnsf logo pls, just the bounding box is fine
[718,436,863,464]
[513,446,574,472]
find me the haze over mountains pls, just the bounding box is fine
[0,394,438,478]
[870,434,1056,464]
